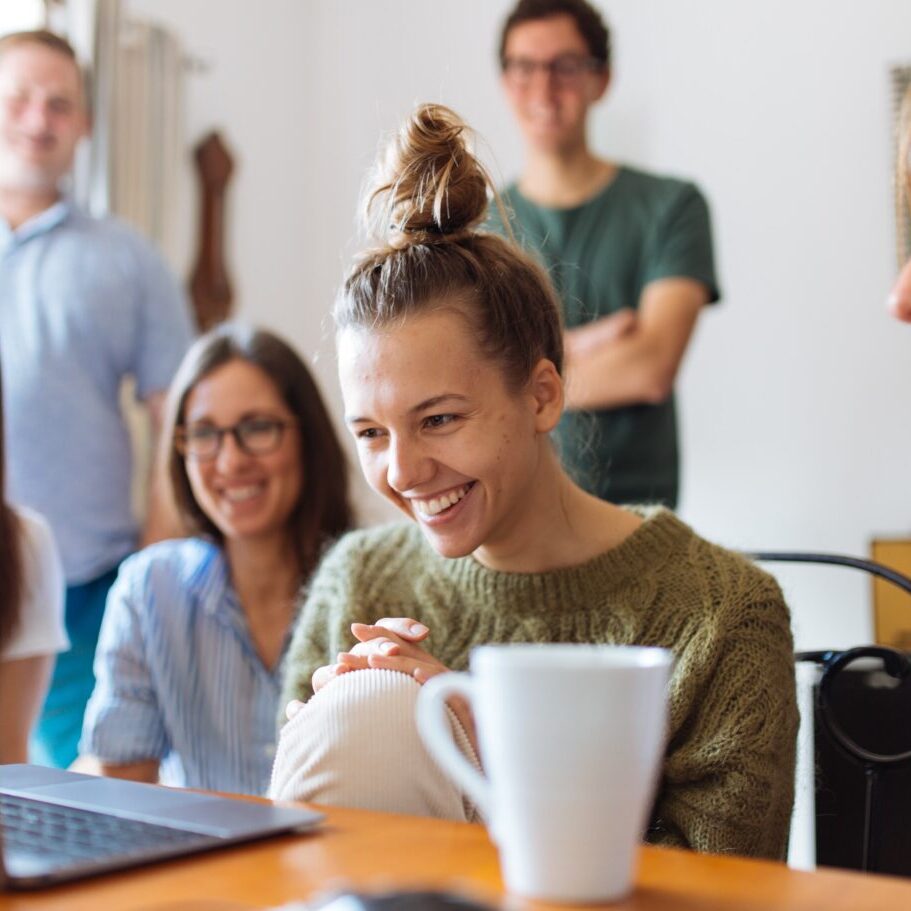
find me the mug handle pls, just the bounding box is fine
[417,672,490,815]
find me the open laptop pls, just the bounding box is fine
[0,764,322,890]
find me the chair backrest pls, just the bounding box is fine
[749,551,911,876]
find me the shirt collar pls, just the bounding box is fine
[0,197,73,248]
[194,541,301,672]
[195,544,292,680]
[189,541,234,617]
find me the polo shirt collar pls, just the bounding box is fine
[0,197,73,248]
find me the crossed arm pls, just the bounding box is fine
[563,277,709,411]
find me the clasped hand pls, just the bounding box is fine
[284,618,449,721]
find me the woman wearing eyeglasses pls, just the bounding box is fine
[80,324,351,794]
[488,0,717,511]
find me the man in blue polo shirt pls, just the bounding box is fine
[0,30,194,767]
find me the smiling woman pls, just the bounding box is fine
[271,103,799,861]
[337,312,565,568]
[78,323,352,795]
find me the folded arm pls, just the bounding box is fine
[564,277,708,411]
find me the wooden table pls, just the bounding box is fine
[4,803,911,910]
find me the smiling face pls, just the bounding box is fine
[181,359,303,549]
[339,307,562,562]
[0,42,87,194]
[501,13,608,155]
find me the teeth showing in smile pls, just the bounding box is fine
[413,485,471,517]
[223,485,263,503]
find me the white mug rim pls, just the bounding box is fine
[470,643,673,670]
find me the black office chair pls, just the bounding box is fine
[748,551,911,876]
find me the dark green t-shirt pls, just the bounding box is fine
[488,166,719,507]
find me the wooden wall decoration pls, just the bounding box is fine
[190,131,234,331]
[892,67,911,269]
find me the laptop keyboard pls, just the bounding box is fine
[1,792,216,866]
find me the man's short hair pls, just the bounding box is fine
[0,29,78,63]
[0,29,90,108]
[499,0,611,71]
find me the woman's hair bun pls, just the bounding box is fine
[367,103,492,247]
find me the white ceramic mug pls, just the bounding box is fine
[417,643,672,904]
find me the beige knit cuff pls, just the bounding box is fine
[269,668,480,822]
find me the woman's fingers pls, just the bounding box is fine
[375,617,430,640]
[336,651,372,669]
[352,618,429,643]
[333,620,439,684]
[364,652,447,683]
[284,699,305,719]
[311,663,351,693]
[344,637,401,659]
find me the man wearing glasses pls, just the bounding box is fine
[490,0,719,509]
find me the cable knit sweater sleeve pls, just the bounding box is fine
[279,530,377,716]
[648,567,797,859]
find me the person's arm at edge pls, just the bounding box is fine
[0,655,54,764]
[1,510,66,763]
[563,277,708,411]
[889,255,911,322]
[93,758,159,782]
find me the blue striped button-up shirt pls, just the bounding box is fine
[81,539,289,795]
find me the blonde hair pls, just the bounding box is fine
[336,103,563,390]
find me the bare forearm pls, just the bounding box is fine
[0,656,53,763]
[98,759,160,783]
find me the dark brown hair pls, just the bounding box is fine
[0,363,24,653]
[336,103,563,391]
[164,324,352,575]
[499,0,611,70]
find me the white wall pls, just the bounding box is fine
[131,0,911,651]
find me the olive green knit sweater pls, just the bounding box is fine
[281,508,798,860]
